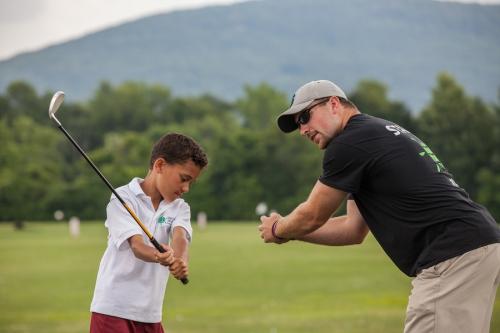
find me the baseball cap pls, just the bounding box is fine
[277,80,347,133]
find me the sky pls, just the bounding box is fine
[0,0,499,61]
[0,0,247,61]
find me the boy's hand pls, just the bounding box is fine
[169,257,189,281]
[155,244,175,266]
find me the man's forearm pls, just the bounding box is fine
[298,215,351,245]
[264,180,347,242]
[297,214,368,246]
[275,202,328,239]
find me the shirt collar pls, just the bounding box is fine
[128,177,183,211]
[128,177,146,197]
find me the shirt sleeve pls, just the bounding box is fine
[319,141,369,194]
[105,197,143,250]
[171,201,193,242]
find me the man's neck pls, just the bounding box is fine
[341,108,361,130]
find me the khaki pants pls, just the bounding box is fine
[404,243,500,333]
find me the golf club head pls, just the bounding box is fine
[48,91,65,120]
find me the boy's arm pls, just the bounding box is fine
[128,235,174,265]
[169,226,190,280]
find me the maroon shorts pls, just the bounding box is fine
[90,312,165,333]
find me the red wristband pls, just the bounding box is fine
[271,220,286,240]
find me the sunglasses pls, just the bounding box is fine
[296,98,330,126]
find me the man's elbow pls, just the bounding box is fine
[352,226,369,244]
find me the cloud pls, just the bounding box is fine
[0,0,246,60]
[31,0,246,50]
[0,0,46,22]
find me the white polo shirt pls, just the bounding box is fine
[90,177,192,323]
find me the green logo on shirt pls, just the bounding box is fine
[157,216,175,225]
[417,141,445,173]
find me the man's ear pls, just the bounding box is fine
[329,96,341,115]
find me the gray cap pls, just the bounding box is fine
[277,80,347,133]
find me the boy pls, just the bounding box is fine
[90,133,208,333]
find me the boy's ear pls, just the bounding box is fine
[152,158,168,172]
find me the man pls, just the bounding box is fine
[258,80,500,333]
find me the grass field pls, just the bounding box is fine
[0,222,498,333]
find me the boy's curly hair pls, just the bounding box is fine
[150,133,208,169]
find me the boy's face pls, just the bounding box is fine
[154,159,202,202]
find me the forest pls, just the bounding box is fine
[1,73,499,222]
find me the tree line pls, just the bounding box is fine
[1,73,499,222]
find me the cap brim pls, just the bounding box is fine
[277,100,313,133]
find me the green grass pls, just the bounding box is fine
[0,222,498,333]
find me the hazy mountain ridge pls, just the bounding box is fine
[1,0,499,111]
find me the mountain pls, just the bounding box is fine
[1,0,499,112]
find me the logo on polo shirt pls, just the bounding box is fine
[157,215,175,225]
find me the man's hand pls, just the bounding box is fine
[169,257,189,281]
[259,212,289,244]
[155,243,175,266]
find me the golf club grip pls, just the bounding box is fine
[151,238,189,285]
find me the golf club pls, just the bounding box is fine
[48,91,188,285]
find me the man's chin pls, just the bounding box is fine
[317,138,332,150]
[307,134,328,149]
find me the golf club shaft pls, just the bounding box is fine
[55,122,188,285]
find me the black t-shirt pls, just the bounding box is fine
[319,113,500,276]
